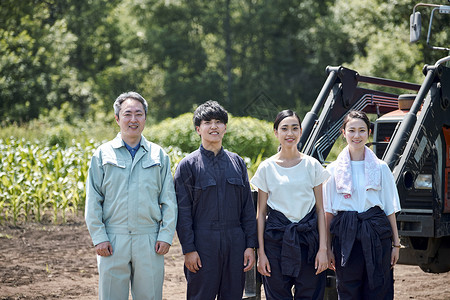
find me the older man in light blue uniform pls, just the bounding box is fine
[85,91,177,300]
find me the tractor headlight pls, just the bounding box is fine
[414,174,432,190]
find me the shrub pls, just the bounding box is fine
[145,113,200,154]
[145,113,278,160]
[0,110,117,148]
[224,116,278,161]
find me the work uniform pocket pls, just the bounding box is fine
[226,177,244,187]
[226,177,245,200]
[102,156,126,170]
[192,177,216,204]
[101,156,127,199]
[137,159,162,224]
[142,159,160,169]
[146,233,158,255]
[140,159,161,192]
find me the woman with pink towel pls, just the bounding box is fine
[323,110,401,300]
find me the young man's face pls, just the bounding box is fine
[196,119,227,146]
[115,98,146,142]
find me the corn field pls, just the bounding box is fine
[0,138,96,225]
[0,137,189,225]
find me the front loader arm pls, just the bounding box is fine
[300,66,419,162]
[392,64,450,216]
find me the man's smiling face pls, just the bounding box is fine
[115,98,146,143]
[196,119,227,147]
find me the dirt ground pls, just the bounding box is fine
[1,216,449,300]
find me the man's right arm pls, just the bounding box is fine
[85,151,109,246]
[174,159,196,255]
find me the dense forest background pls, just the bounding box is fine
[1,0,448,126]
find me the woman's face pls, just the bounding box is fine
[342,117,370,151]
[274,116,302,148]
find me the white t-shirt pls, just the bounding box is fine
[250,154,330,222]
[323,160,401,216]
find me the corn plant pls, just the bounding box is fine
[0,138,97,224]
[0,137,191,224]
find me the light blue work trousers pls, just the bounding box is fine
[97,231,164,300]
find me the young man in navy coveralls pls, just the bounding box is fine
[174,100,257,300]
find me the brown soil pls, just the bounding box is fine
[1,216,449,299]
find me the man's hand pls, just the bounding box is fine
[95,241,113,257]
[243,248,255,272]
[184,251,202,273]
[155,241,171,255]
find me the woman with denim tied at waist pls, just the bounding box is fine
[251,109,329,299]
[323,110,401,300]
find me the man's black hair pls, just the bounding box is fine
[193,100,228,127]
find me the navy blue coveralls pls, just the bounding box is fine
[174,145,257,300]
[331,206,394,300]
[263,207,326,300]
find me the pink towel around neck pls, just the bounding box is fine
[334,145,381,197]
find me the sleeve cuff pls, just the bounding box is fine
[246,239,258,249]
[157,232,175,245]
[181,243,197,255]
[92,233,110,247]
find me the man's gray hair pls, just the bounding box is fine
[113,92,148,117]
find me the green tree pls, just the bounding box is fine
[0,0,121,123]
[126,0,352,120]
[229,0,352,116]
[132,1,224,116]
[331,0,449,84]
[2,0,447,124]
[0,1,75,122]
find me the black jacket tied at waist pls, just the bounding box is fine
[264,207,319,277]
[330,206,393,289]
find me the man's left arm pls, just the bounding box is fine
[156,151,178,249]
[239,157,257,248]
[238,157,257,271]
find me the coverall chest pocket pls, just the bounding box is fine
[102,156,126,189]
[227,177,244,186]
[192,177,216,205]
[226,177,245,203]
[141,159,161,193]
[137,159,162,224]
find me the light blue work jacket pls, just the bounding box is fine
[85,133,177,246]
